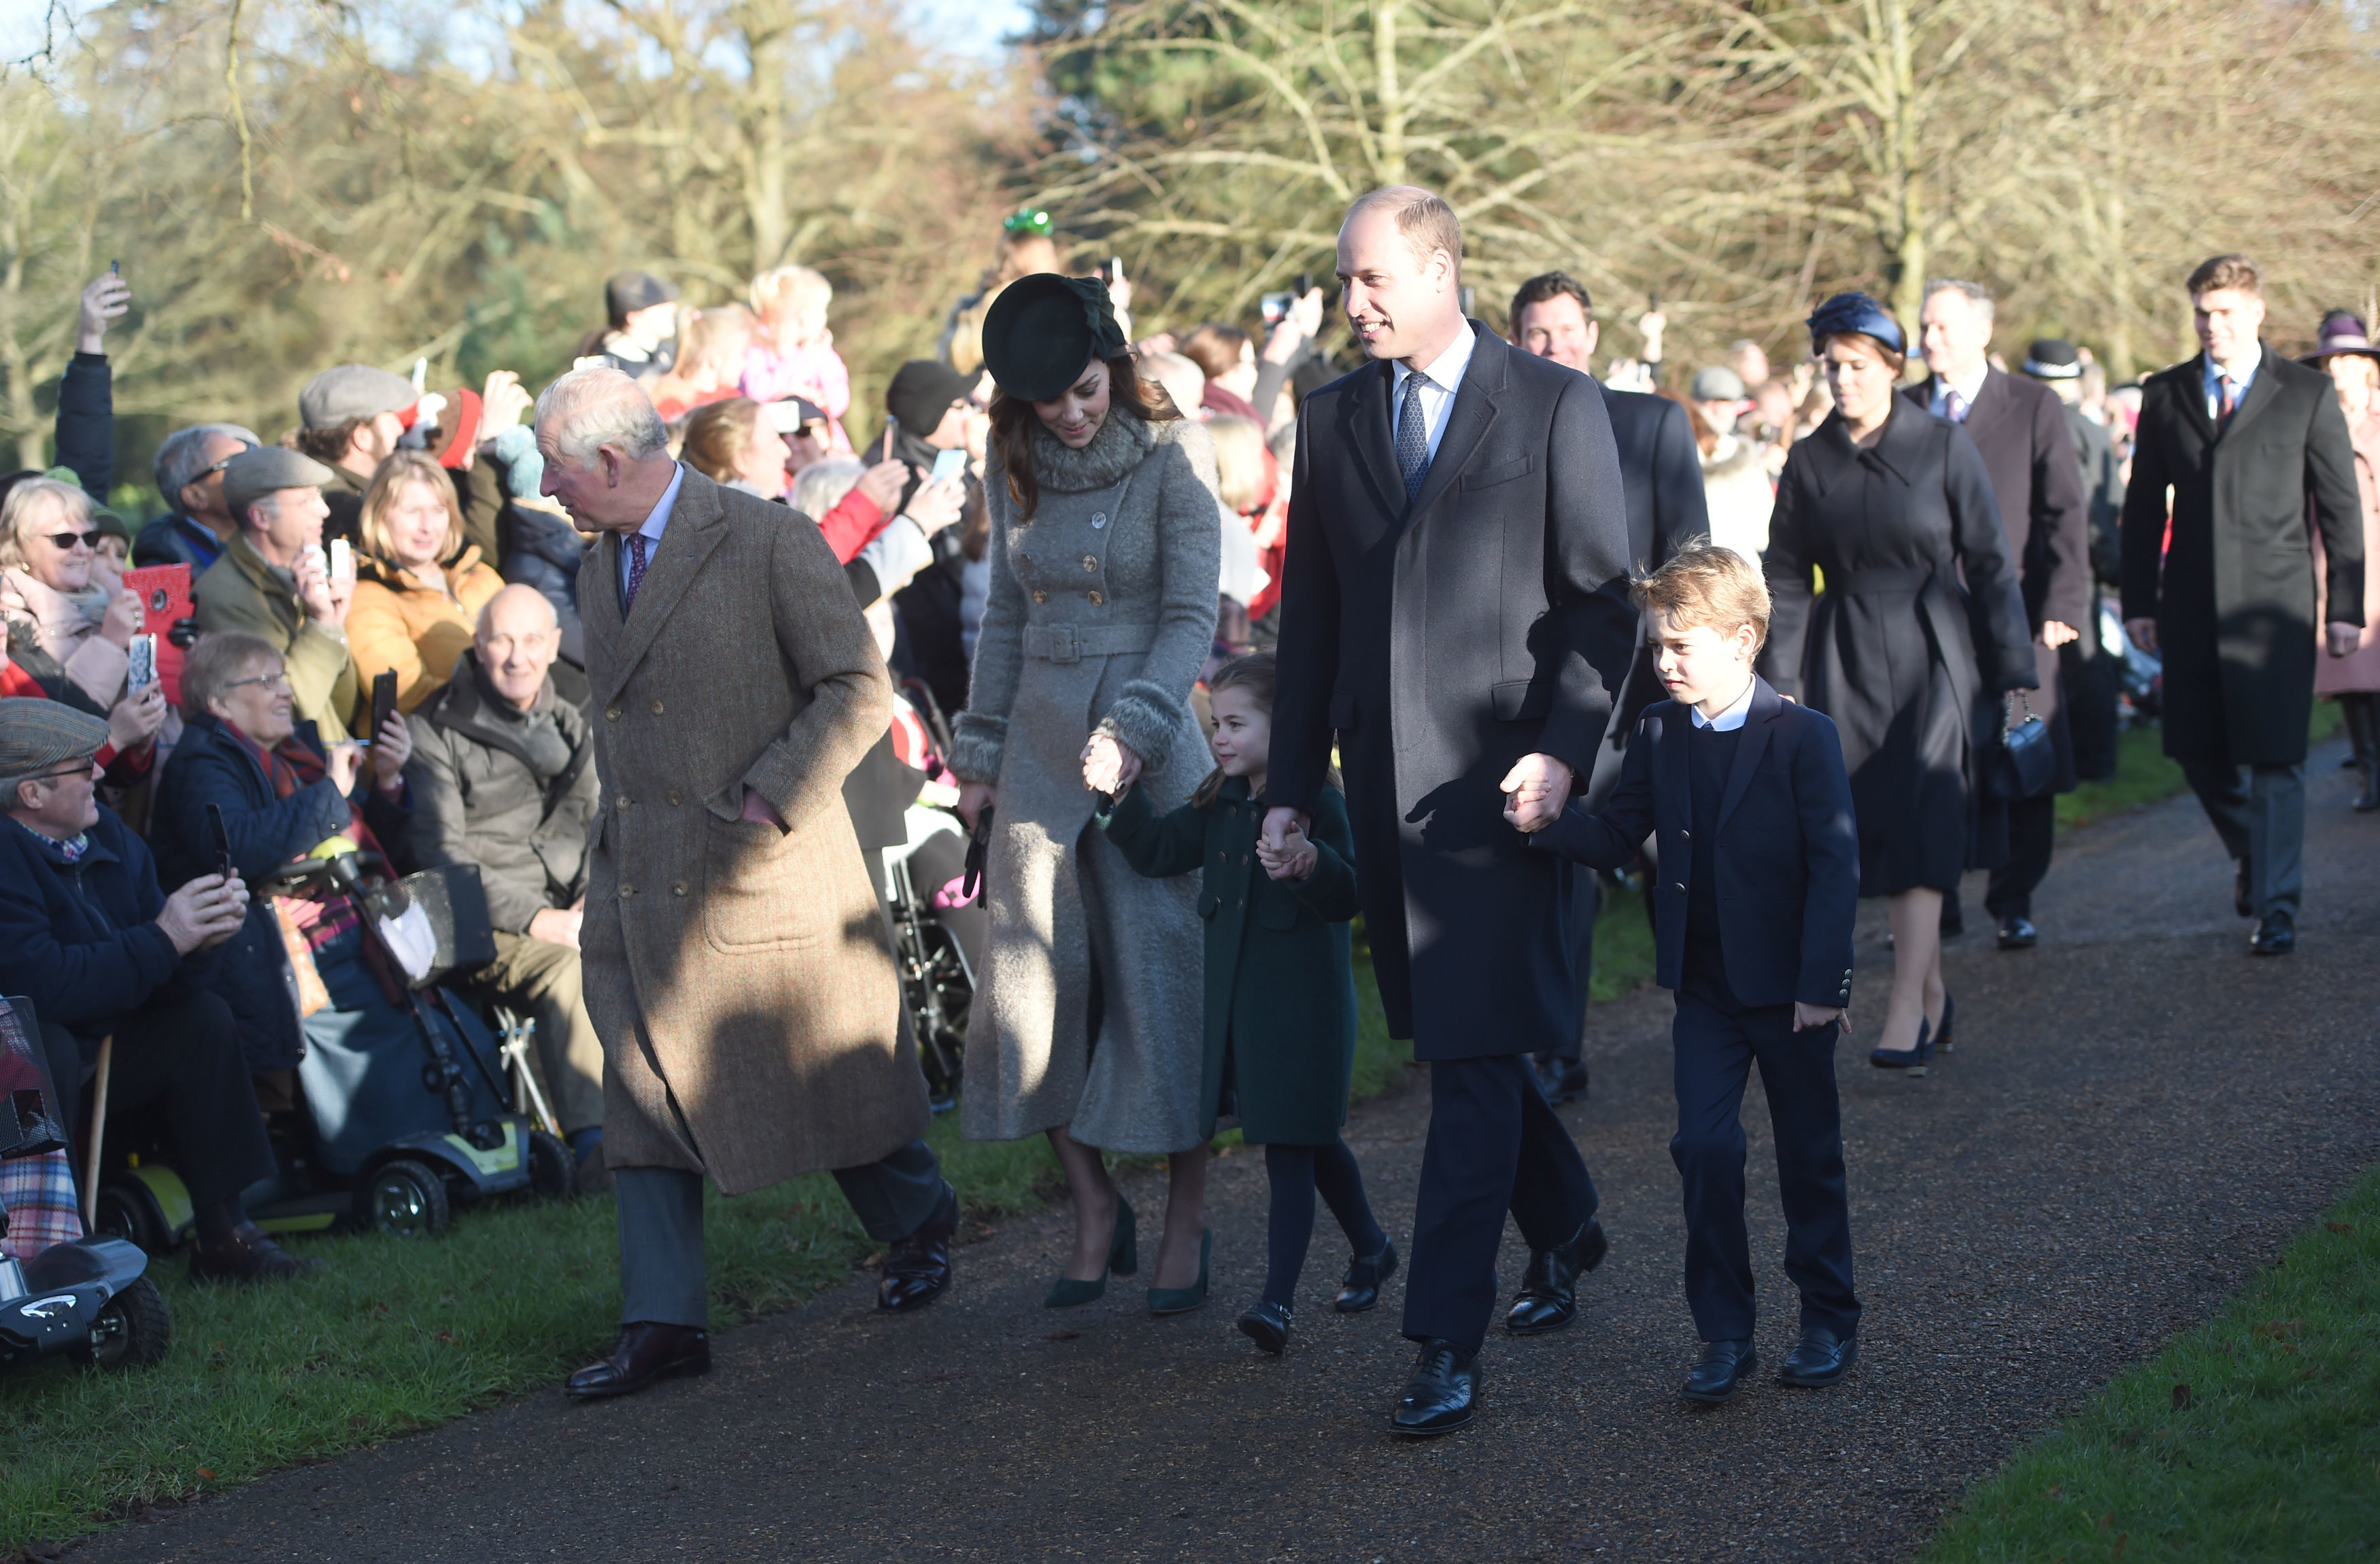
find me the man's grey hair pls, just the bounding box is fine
[533,366,669,466]
[1924,277,1995,323]
[154,423,262,503]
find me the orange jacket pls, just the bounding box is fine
[346,547,505,729]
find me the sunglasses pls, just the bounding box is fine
[22,763,95,786]
[41,531,101,551]
[199,445,259,479]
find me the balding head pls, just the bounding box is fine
[475,583,564,711]
[532,366,679,534]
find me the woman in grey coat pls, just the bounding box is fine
[951,273,1224,1310]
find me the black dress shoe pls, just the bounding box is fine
[1335,1238,1397,1314]
[1537,1057,1590,1105]
[188,1221,327,1285]
[1390,1339,1479,1436]
[1777,1326,1857,1387]
[2234,858,2254,919]
[564,1321,711,1400]
[1505,1217,1607,1335]
[2250,909,2295,956]
[1995,915,2037,950]
[878,1182,957,1313]
[1682,1339,1757,1404]
[1236,1299,1293,1355]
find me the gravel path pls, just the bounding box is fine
[77,743,2380,1563]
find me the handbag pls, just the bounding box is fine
[1990,690,2056,801]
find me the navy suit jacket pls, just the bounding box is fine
[1531,676,1858,1009]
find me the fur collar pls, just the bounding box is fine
[1030,409,1157,494]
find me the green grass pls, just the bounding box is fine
[2058,704,2345,832]
[1923,1165,2380,1563]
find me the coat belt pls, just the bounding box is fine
[1831,566,1933,595]
[1021,622,1160,664]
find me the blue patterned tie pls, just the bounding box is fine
[1395,371,1431,502]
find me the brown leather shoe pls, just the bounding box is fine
[188,1222,326,1285]
[877,1183,957,1314]
[564,1321,710,1400]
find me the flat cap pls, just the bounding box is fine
[1689,365,1748,402]
[606,270,679,320]
[222,447,336,520]
[0,698,110,781]
[299,364,419,430]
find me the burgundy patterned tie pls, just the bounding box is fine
[625,533,649,611]
[2217,377,2237,428]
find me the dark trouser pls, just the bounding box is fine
[459,931,605,1136]
[39,991,276,1215]
[616,1138,949,1328]
[2181,759,2306,919]
[1671,988,1859,1344]
[1402,1054,1598,1356]
[1984,792,2058,921]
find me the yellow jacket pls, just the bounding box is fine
[346,547,505,730]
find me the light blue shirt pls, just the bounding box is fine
[1687,678,1756,732]
[2203,343,2261,421]
[1391,325,1478,464]
[619,463,687,600]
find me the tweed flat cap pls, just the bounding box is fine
[299,364,419,430]
[0,699,110,779]
[222,447,336,519]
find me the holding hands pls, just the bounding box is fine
[1499,752,1575,834]
[1081,734,1142,798]
[1256,819,1316,881]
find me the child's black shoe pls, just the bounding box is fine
[1237,1298,1293,1355]
[1335,1238,1398,1314]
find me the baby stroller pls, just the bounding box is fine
[96,850,571,1252]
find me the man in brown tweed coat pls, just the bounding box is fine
[534,368,957,1401]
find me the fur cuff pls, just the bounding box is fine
[1093,680,1189,774]
[949,711,1008,785]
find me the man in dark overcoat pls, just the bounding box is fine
[2120,254,2364,954]
[1509,269,1711,1101]
[1267,188,1639,1436]
[1909,280,2092,950]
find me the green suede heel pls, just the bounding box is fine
[1043,1195,1136,1308]
[1147,1227,1210,1316]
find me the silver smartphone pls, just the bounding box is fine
[126,633,157,693]
[930,447,967,485]
[328,539,353,581]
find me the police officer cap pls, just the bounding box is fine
[221,447,337,520]
[981,274,1130,403]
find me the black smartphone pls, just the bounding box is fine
[368,670,398,747]
[1648,288,1661,311]
[205,802,233,883]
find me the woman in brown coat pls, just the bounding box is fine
[347,452,504,720]
[2305,311,2380,810]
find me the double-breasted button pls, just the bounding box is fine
[1082,556,1097,572]
[616,796,631,811]
[1671,882,1686,894]
[667,789,683,806]
[673,881,688,897]
[1680,828,1692,840]
[618,884,635,898]
[1087,590,1104,605]
[650,699,664,715]
[1091,511,1108,530]
[605,707,620,723]
[1033,590,1048,604]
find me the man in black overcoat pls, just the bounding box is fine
[1509,269,1712,1100]
[2120,254,2364,955]
[1909,281,2092,950]
[1266,188,1639,1436]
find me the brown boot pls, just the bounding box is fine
[189,1221,327,1285]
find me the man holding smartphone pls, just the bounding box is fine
[193,447,358,742]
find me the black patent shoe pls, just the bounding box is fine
[1777,1327,1858,1388]
[1336,1239,1398,1314]
[2250,909,2295,956]
[1867,1016,1931,1076]
[1390,1338,1479,1436]
[878,1182,957,1313]
[1537,1056,1590,1105]
[1236,1299,1293,1355]
[1682,1339,1757,1404]
[564,1321,711,1400]
[1995,915,2037,951]
[1505,1217,1607,1335]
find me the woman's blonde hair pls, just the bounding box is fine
[357,452,463,569]
[674,303,757,384]
[681,397,763,484]
[749,265,832,327]
[1205,415,1268,513]
[1631,538,1772,651]
[0,478,95,573]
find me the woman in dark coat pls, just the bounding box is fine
[1761,294,2036,1072]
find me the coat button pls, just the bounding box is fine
[667,789,682,806]
[1091,511,1107,529]
[1082,556,1097,571]
[651,699,664,715]
[1680,828,1691,840]
[1672,882,1686,894]
[1087,590,1104,605]
[605,707,620,722]
[616,796,631,811]
[618,884,634,898]
[1033,590,1047,604]
[673,881,688,897]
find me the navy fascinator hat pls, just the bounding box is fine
[1807,292,1906,357]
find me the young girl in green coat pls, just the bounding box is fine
[1095,652,1393,1355]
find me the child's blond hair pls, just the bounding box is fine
[1631,539,1771,652]
[749,265,833,333]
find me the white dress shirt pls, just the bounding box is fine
[1687,677,1756,732]
[2204,342,2262,421]
[1927,362,1990,421]
[1391,325,1479,463]
[619,462,687,599]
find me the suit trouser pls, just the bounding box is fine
[617,1138,949,1328]
[1402,1054,1597,1356]
[1983,793,2058,921]
[2181,759,2305,918]
[1671,989,1859,1343]
[459,932,605,1136]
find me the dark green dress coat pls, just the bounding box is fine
[1099,777,1360,1146]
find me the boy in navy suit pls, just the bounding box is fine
[1509,542,1862,1403]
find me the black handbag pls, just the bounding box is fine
[1990,690,2056,801]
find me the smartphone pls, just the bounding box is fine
[929,447,967,485]
[205,802,233,884]
[367,670,398,747]
[328,538,353,583]
[1260,292,1293,326]
[1648,288,1662,311]
[126,634,157,694]
[122,564,192,635]
[109,259,119,276]
[1295,273,1315,296]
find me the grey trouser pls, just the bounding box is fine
[615,1139,949,1327]
[461,931,607,1136]
[2181,759,2305,919]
